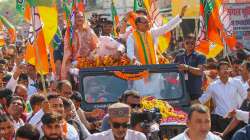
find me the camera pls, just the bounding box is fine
[88,13,111,36]
[131,109,161,140]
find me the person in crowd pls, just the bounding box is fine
[71,91,99,131]
[0,114,15,140]
[0,58,7,87]
[41,113,65,140]
[0,88,13,114]
[28,94,80,140]
[26,63,38,87]
[62,97,90,140]
[174,33,206,101]
[14,84,28,102]
[57,80,99,130]
[7,96,25,130]
[2,72,12,88]
[15,124,40,140]
[86,102,146,140]
[48,80,58,94]
[119,90,141,109]
[101,20,114,36]
[6,64,37,97]
[224,109,250,140]
[232,124,250,140]
[220,87,250,139]
[231,59,242,77]
[131,111,160,140]
[101,90,141,131]
[199,61,247,132]
[235,61,250,91]
[57,80,73,98]
[27,94,46,122]
[35,79,49,94]
[126,5,187,65]
[171,104,222,140]
[3,45,17,71]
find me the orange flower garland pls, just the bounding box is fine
[113,70,149,81]
[77,55,131,68]
[141,96,187,124]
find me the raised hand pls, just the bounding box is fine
[180,5,188,18]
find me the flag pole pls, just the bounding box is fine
[31,7,47,94]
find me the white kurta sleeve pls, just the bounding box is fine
[151,15,182,40]
[235,110,249,124]
[199,85,213,104]
[6,76,18,93]
[126,34,136,61]
[237,81,248,100]
[28,109,44,125]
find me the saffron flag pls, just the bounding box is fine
[158,18,171,54]
[0,15,16,44]
[25,8,49,74]
[142,0,171,54]
[76,0,85,12]
[111,0,119,37]
[24,0,57,74]
[63,0,75,48]
[37,6,58,45]
[196,0,237,58]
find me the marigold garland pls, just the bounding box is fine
[113,70,149,81]
[77,55,131,68]
[76,54,170,69]
[141,96,187,123]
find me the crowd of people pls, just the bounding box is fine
[0,2,250,140]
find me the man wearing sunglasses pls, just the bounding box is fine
[101,90,141,131]
[126,5,187,65]
[87,102,146,140]
[174,33,206,101]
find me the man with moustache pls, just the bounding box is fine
[86,102,146,140]
[41,113,65,140]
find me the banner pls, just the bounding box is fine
[172,0,200,18]
[225,3,250,49]
[223,0,250,3]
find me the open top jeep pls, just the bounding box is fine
[79,64,190,139]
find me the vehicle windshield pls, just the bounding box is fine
[82,72,184,103]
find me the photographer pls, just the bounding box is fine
[131,110,160,140]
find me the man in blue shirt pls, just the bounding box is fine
[174,33,206,101]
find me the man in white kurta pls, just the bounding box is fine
[126,6,187,65]
[86,103,146,140]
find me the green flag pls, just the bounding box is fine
[200,0,215,31]
[133,0,144,11]
[16,0,25,15]
[52,27,62,49]
[27,0,56,7]
[111,0,119,37]
[0,15,16,43]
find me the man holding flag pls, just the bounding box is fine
[126,5,187,65]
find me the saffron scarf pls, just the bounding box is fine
[133,30,156,64]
